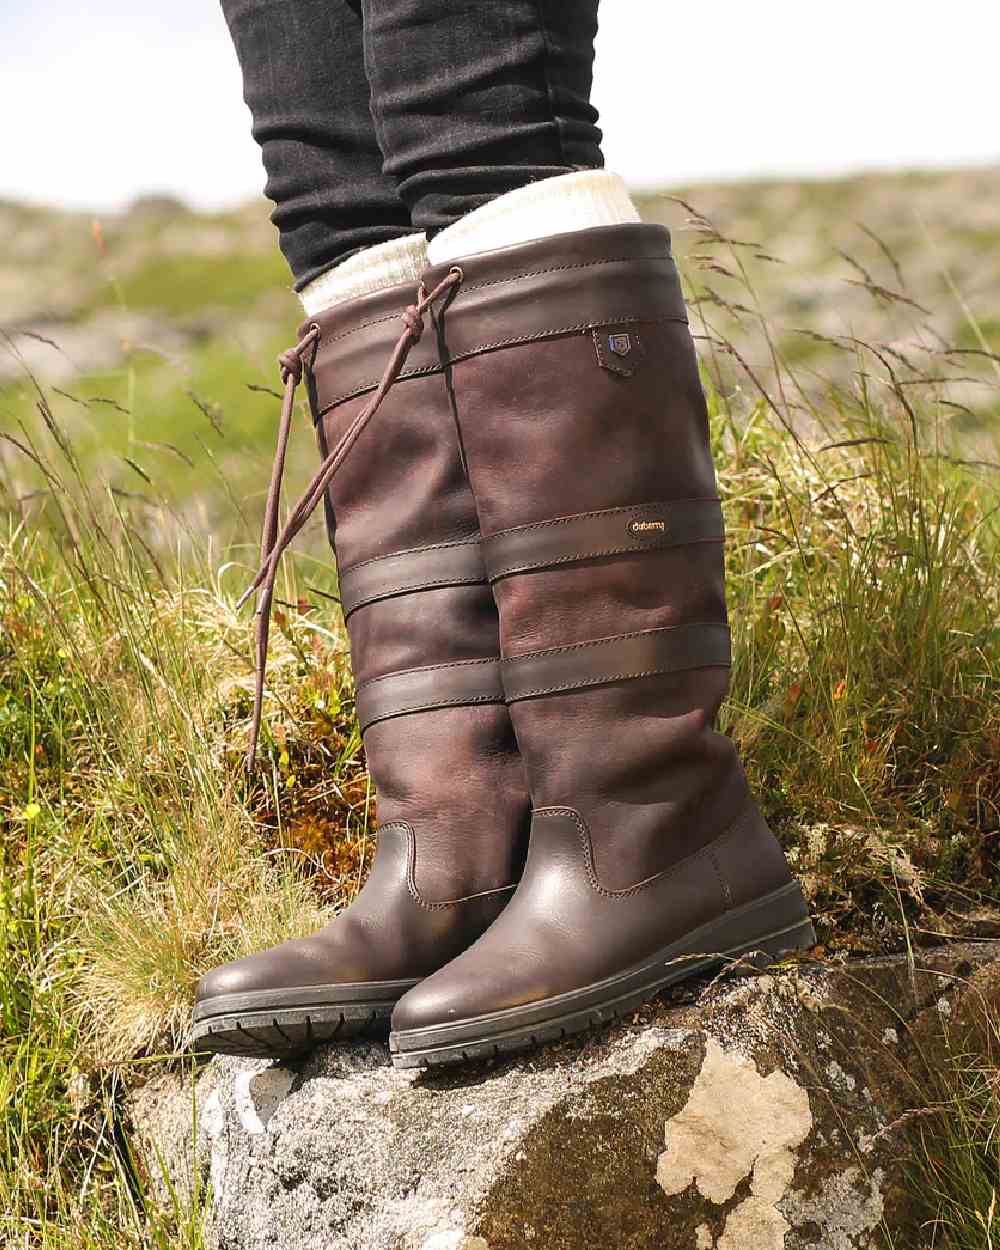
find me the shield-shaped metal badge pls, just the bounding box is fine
[608,332,632,357]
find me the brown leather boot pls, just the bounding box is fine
[389,224,815,1068]
[191,279,530,1057]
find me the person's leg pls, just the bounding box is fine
[361,0,608,236]
[193,3,535,1058]
[220,0,415,289]
[359,0,640,265]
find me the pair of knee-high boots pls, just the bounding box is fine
[191,223,814,1069]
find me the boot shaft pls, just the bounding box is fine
[304,282,530,900]
[421,225,750,885]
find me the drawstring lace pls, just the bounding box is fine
[238,266,464,771]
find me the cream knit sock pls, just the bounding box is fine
[425,170,640,266]
[299,233,427,316]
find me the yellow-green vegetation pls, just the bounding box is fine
[1,176,999,1246]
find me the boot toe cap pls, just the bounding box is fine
[391,952,541,1033]
[194,955,266,1005]
[194,935,348,1007]
[391,977,467,1033]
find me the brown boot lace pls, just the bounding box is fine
[238,267,464,770]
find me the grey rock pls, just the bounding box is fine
[130,942,1000,1250]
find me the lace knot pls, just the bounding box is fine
[401,305,423,342]
[278,324,320,385]
[278,346,305,385]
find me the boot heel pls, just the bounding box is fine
[714,882,816,973]
[723,917,817,973]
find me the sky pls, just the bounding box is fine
[2,1,998,212]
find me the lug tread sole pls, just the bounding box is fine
[189,1002,392,1059]
[389,915,817,1070]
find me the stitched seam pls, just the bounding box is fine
[410,880,517,911]
[366,692,504,717]
[594,328,609,371]
[381,822,518,911]
[489,538,723,579]
[350,576,485,595]
[446,317,686,357]
[315,361,444,418]
[361,692,505,732]
[487,499,721,538]
[356,656,500,691]
[314,309,407,350]
[501,623,726,662]
[312,315,689,419]
[505,662,729,701]
[534,805,751,899]
[313,249,671,362]
[446,253,673,292]
[534,807,714,899]
[707,846,734,909]
[339,538,481,576]
[345,576,486,616]
[485,494,724,578]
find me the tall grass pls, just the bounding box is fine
[0,197,998,1245]
[1,373,369,1242]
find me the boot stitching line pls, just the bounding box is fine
[377,822,520,911]
[312,315,690,417]
[532,802,758,900]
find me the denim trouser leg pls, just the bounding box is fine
[361,0,603,238]
[221,0,415,288]
[220,0,604,288]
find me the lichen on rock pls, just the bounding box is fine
[656,1037,812,1249]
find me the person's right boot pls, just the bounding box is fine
[390,223,816,1068]
[191,275,530,1058]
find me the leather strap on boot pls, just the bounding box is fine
[483,498,724,581]
[484,497,730,702]
[339,539,486,618]
[501,623,731,703]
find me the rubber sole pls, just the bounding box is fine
[189,979,419,1058]
[388,882,815,1069]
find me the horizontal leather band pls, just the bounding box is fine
[483,499,724,581]
[339,539,486,619]
[502,623,731,703]
[356,659,505,732]
[306,225,685,415]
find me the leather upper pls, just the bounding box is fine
[195,277,530,1009]
[391,225,797,1034]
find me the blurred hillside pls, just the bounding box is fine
[1,166,998,548]
[640,165,1000,443]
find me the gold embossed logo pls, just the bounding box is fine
[628,519,666,536]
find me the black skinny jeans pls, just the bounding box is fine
[220,0,604,288]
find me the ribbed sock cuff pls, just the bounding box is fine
[425,171,641,266]
[299,233,427,317]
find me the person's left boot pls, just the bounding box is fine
[191,274,530,1058]
[389,223,815,1068]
